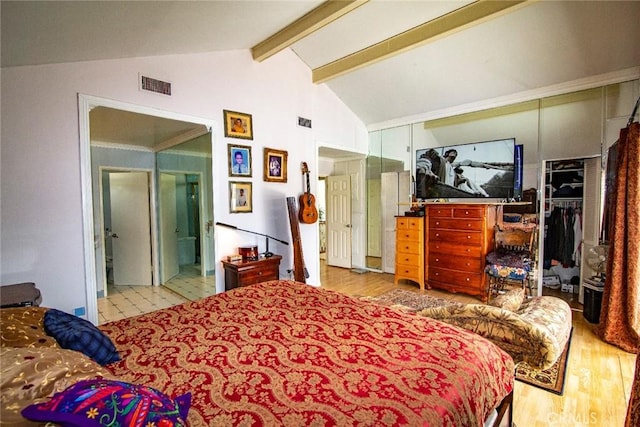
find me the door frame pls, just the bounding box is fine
[98,167,158,296]
[79,94,215,325]
[158,169,207,279]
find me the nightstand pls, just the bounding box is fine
[222,255,282,291]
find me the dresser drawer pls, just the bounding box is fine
[397,228,422,242]
[397,252,422,266]
[428,267,483,289]
[397,217,424,230]
[428,253,483,271]
[429,217,483,231]
[429,229,482,246]
[396,239,422,254]
[429,241,483,258]
[238,267,279,286]
[395,265,422,282]
[452,207,484,219]
[427,207,453,218]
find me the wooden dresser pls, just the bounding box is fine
[394,216,425,290]
[222,255,281,291]
[425,203,497,301]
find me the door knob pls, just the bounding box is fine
[112,233,119,238]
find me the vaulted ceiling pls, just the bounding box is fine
[3,1,639,134]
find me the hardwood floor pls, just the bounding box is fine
[319,261,636,427]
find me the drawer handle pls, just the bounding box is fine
[435,272,440,276]
[465,211,469,215]
[435,258,439,262]
[405,258,410,262]
[435,233,440,237]
[258,272,263,275]
[467,235,471,239]
[435,221,440,226]
[465,277,470,281]
[405,246,410,250]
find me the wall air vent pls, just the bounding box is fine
[140,75,171,96]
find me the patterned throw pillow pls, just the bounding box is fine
[22,379,191,427]
[489,288,525,312]
[1,347,116,425]
[0,307,59,348]
[44,309,120,365]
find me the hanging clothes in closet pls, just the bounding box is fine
[544,203,582,269]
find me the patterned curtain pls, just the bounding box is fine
[627,352,640,426]
[597,122,640,354]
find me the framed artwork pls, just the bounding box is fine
[229,181,252,213]
[263,147,288,183]
[228,144,252,177]
[223,110,253,140]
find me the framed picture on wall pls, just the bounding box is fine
[223,110,253,140]
[229,181,252,213]
[263,147,288,183]
[228,144,252,177]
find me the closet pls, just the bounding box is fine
[543,159,584,277]
[541,157,601,304]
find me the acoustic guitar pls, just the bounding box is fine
[299,162,319,224]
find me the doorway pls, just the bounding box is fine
[79,94,215,325]
[539,156,601,307]
[159,171,205,283]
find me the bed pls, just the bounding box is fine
[102,280,513,426]
[1,280,514,426]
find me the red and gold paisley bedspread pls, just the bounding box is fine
[100,280,514,426]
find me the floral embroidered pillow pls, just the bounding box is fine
[22,379,191,427]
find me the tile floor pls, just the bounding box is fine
[97,265,215,325]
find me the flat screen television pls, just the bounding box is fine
[415,138,519,199]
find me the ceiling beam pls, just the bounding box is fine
[252,0,369,62]
[313,0,531,84]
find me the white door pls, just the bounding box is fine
[160,173,179,283]
[110,172,152,286]
[327,175,351,268]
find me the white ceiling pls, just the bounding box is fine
[3,0,639,151]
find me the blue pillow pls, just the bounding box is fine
[22,379,191,427]
[44,309,120,365]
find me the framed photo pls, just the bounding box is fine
[229,181,252,213]
[228,144,252,177]
[263,147,288,183]
[223,110,253,140]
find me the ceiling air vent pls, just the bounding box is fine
[140,75,171,96]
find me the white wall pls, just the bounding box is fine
[1,49,367,318]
